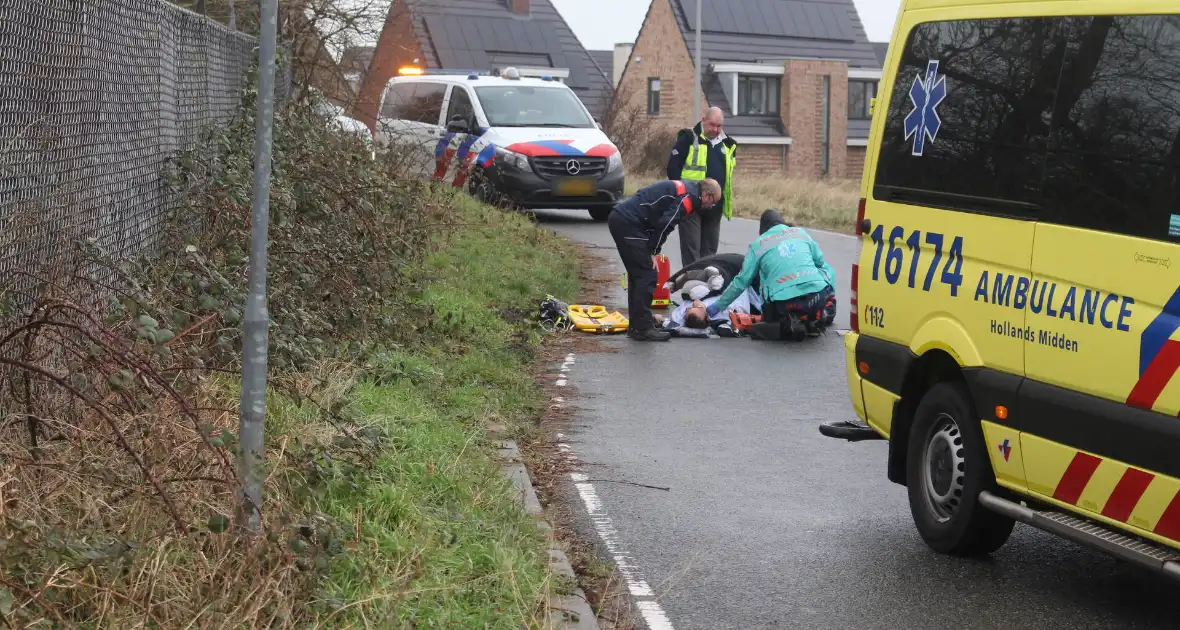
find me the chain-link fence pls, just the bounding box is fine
[0,0,289,312]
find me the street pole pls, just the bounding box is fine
[693,0,702,119]
[239,0,278,531]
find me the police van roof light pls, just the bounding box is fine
[541,75,553,81]
[467,74,479,80]
[502,67,521,80]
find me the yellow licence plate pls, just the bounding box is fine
[554,177,596,197]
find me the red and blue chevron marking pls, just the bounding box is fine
[1127,286,1180,411]
[434,131,495,185]
[476,144,496,168]
[504,140,618,158]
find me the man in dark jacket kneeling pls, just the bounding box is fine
[609,178,722,341]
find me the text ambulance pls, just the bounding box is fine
[821,0,1180,582]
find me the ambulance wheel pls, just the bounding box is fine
[906,382,1014,556]
[588,207,612,222]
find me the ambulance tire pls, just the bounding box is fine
[906,381,1015,557]
[588,207,612,222]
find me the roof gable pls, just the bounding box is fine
[671,0,879,69]
[403,0,611,116]
[587,50,612,82]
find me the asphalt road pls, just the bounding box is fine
[532,208,1180,630]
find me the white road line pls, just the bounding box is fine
[571,472,675,627]
[636,601,677,630]
[553,354,678,629]
[556,354,575,388]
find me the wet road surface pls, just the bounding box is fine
[533,208,1180,630]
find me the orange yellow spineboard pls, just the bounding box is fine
[569,304,629,334]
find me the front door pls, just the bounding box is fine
[1020,14,1180,543]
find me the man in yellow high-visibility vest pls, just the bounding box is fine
[667,107,738,266]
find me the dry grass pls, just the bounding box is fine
[626,172,862,233]
[0,190,581,629]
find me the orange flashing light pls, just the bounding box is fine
[995,405,1009,421]
[397,66,423,76]
[858,361,869,375]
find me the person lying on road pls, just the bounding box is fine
[608,178,722,342]
[659,288,761,338]
[706,209,837,341]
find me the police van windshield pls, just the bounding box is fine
[474,86,595,128]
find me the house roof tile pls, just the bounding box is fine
[671,0,879,69]
[402,0,611,116]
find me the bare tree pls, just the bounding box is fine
[601,83,680,176]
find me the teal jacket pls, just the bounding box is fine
[707,225,835,316]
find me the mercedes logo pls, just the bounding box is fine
[565,159,581,175]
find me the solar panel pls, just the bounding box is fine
[678,0,858,41]
[426,14,569,69]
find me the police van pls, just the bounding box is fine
[375,67,624,221]
[821,0,1180,580]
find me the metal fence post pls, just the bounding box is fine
[239,0,278,530]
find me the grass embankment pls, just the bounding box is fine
[627,173,860,233]
[287,196,580,626]
[0,87,578,627]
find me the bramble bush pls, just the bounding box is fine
[0,79,472,627]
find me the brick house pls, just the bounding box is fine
[352,0,611,132]
[617,0,884,179]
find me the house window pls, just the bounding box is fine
[848,79,877,120]
[647,78,661,115]
[738,75,780,115]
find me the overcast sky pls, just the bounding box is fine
[549,0,903,50]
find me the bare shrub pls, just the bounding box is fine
[601,85,681,177]
[0,88,442,627]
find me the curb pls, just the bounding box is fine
[492,425,599,630]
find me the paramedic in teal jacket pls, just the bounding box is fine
[706,209,836,330]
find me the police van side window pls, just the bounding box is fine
[873,18,1069,215]
[380,83,414,119]
[446,87,475,127]
[1043,16,1180,243]
[405,83,447,125]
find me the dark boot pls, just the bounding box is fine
[749,321,781,341]
[628,328,671,342]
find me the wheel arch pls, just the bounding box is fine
[887,348,971,485]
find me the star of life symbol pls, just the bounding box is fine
[904,60,948,157]
[998,438,1012,462]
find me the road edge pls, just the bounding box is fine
[492,425,600,630]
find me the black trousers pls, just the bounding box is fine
[763,286,837,324]
[608,212,657,331]
[677,205,722,267]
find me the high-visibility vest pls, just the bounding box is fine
[679,131,738,220]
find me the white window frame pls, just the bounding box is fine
[737,74,781,116]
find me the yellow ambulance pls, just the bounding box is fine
[821,0,1180,580]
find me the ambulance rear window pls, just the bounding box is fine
[874,14,1180,244]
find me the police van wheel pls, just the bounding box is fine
[906,382,1015,557]
[588,207,612,222]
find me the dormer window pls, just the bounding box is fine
[737,75,781,115]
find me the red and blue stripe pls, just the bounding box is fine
[1128,286,1180,411]
[504,140,618,158]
